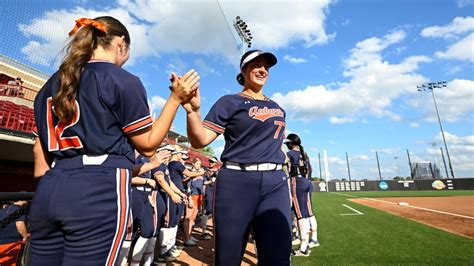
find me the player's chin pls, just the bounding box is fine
[250,78,267,87]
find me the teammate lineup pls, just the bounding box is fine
[28,16,319,265]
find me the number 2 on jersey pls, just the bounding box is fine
[47,97,83,151]
[273,120,286,139]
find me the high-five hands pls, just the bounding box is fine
[169,69,200,104]
[182,87,201,114]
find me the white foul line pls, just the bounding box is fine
[365,197,474,220]
[341,204,364,215]
[332,192,359,198]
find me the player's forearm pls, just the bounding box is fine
[131,177,149,186]
[134,161,158,176]
[186,111,209,148]
[155,174,176,196]
[16,221,28,239]
[170,181,186,196]
[183,170,205,178]
[33,138,51,178]
[144,96,181,154]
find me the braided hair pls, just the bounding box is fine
[286,133,309,176]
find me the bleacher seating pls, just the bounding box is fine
[0,100,36,134]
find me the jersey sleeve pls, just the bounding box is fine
[203,95,235,134]
[113,75,153,135]
[177,163,185,174]
[151,164,167,177]
[287,151,297,165]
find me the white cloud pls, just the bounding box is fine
[328,156,345,165]
[354,155,370,160]
[371,147,400,155]
[272,30,431,121]
[18,1,336,68]
[456,0,474,7]
[420,17,474,63]
[435,33,474,62]
[407,79,474,122]
[431,132,474,177]
[409,122,420,128]
[18,7,154,67]
[329,116,354,124]
[194,58,218,76]
[283,55,307,64]
[148,95,167,117]
[421,16,474,39]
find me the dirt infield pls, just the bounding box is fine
[157,220,258,265]
[350,196,474,239]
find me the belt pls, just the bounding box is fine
[52,154,133,170]
[224,162,283,171]
[135,186,152,192]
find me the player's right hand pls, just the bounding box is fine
[151,150,171,166]
[182,88,201,114]
[169,69,200,103]
[170,193,182,204]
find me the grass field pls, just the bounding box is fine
[292,190,474,265]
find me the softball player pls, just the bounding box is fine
[201,157,218,240]
[129,152,168,266]
[29,16,198,265]
[185,158,205,244]
[285,133,319,257]
[153,162,185,262]
[183,50,292,265]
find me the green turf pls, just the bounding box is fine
[292,191,474,265]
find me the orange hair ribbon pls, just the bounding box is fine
[68,18,107,36]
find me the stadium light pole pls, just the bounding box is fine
[394,156,401,178]
[417,81,455,179]
[376,151,382,180]
[233,16,253,55]
[346,152,352,182]
[440,147,449,179]
[318,153,323,180]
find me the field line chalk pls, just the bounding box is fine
[332,192,359,198]
[341,204,364,215]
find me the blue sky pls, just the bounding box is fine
[1,0,473,180]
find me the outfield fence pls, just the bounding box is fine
[312,177,474,192]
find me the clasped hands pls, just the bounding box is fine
[169,69,201,114]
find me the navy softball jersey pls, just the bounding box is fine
[29,61,152,266]
[131,156,155,239]
[157,166,173,228]
[203,167,216,215]
[166,161,185,227]
[33,61,152,168]
[188,171,204,196]
[150,163,167,235]
[288,150,313,219]
[203,93,286,164]
[204,93,291,266]
[168,161,186,192]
